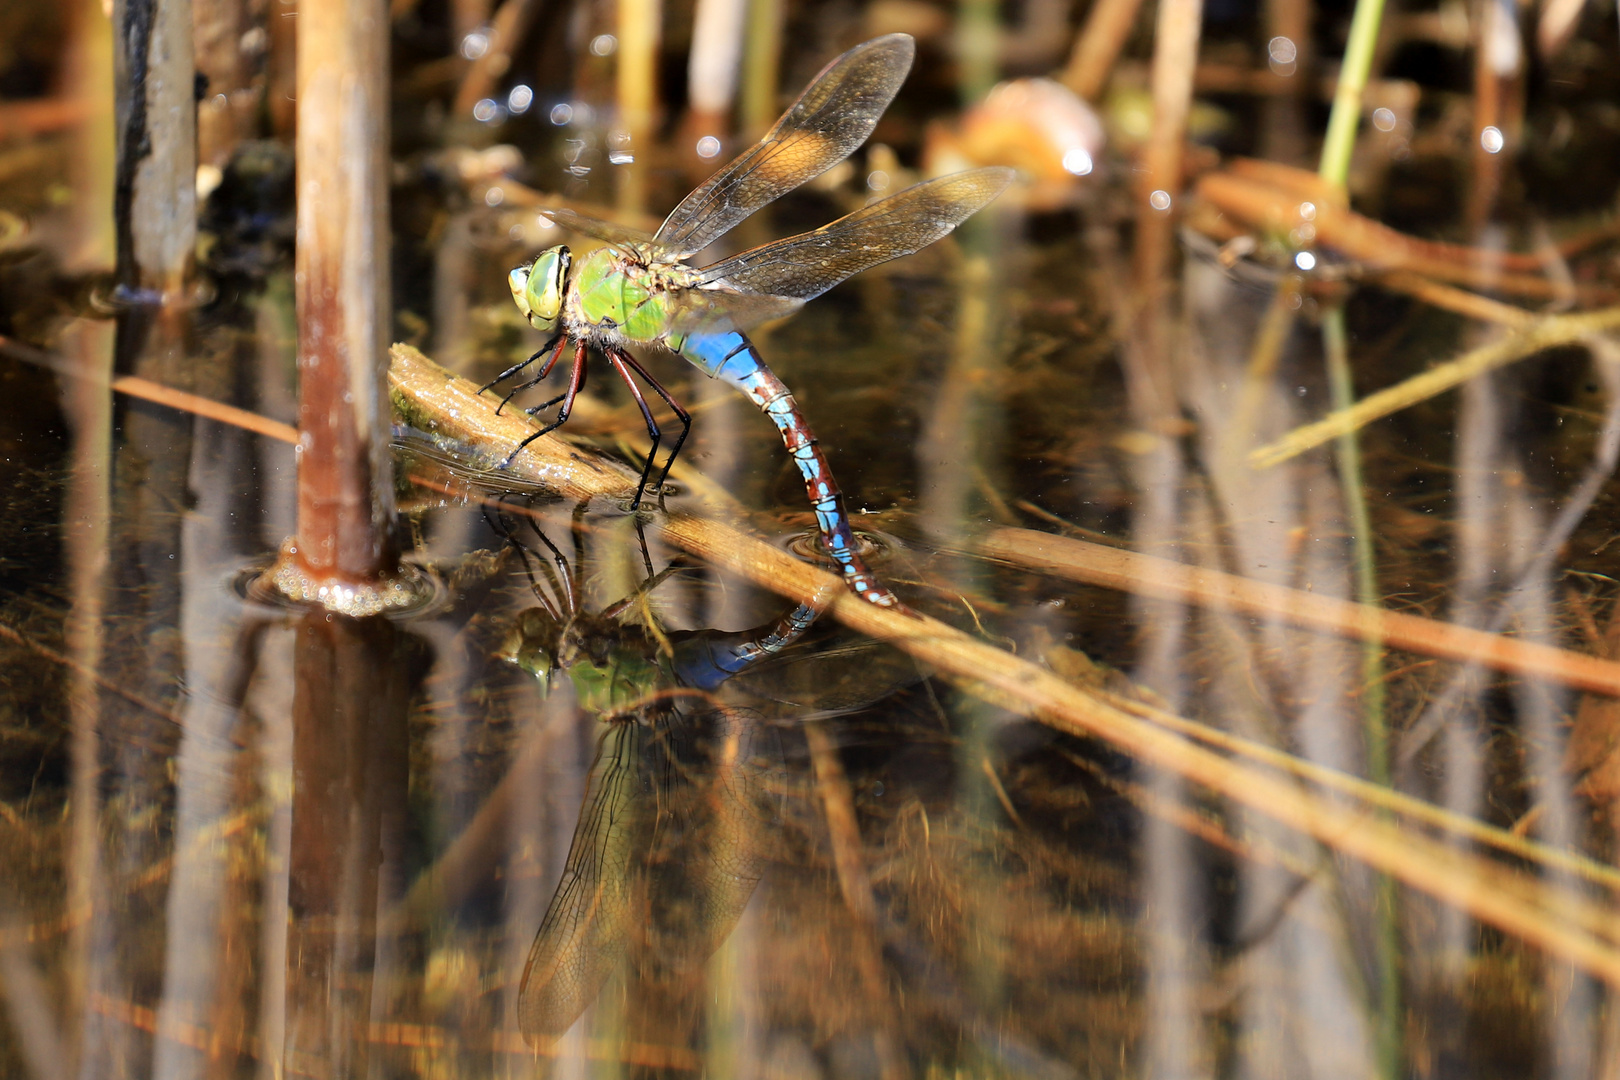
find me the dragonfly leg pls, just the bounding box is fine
[604,348,662,510]
[608,346,691,499]
[479,332,561,398]
[521,390,568,418]
[522,515,579,619]
[499,340,589,469]
[495,335,569,415]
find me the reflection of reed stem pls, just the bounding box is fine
[1252,304,1620,468]
[60,0,115,1048]
[1317,0,1398,1055]
[1324,306,1399,1076]
[804,721,908,1080]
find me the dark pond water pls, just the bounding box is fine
[7,4,1620,1079]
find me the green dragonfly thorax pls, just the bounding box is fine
[567,246,702,345]
[509,246,571,333]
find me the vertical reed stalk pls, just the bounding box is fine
[956,0,1000,105]
[1465,0,1520,232]
[738,0,780,139]
[82,1,198,1073]
[1316,0,1386,185]
[1260,0,1311,162]
[687,0,748,146]
[289,0,395,586]
[1130,0,1202,409]
[1134,0,1202,294]
[616,0,660,214]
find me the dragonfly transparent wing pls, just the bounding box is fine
[653,33,916,258]
[664,286,806,338]
[541,207,671,256]
[694,167,1015,300]
[518,721,645,1039]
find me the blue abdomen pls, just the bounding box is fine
[669,331,761,385]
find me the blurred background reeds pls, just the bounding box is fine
[6,0,1620,1076]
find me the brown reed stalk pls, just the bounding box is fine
[1133,0,1203,298]
[289,0,396,586]
[1061,0,1147,101]
[616,0,660,214]
[972,527,1620,698]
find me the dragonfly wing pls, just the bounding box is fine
[664,286,806,339]
[644,708,778,975]
[518,721,646,1039]
[653,34,916,258]
[541,207,674,256]
[694,167,1015,300]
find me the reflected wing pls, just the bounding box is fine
[732,633,930,714]
[645,709,779,974]
[542,207,669,255]
[653,34,916,258]
[694,168,1015,300]
[518,722,645,1040]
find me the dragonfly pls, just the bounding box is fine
[487,33,1014,610]
[495,508,922,1039]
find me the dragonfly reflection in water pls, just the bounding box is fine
[495,508,923,1040]
[487,33,1014,609]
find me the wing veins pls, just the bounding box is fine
[695,167,1015,301]
[654,33,916,257]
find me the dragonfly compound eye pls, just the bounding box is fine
[507,265,533,318]
[518,246,570,332]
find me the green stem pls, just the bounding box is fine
[956,0,1000,106]
[1318,0,1388,187]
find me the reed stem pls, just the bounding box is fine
[289,0,396,586]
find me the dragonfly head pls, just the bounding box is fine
[509,246,571,332]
